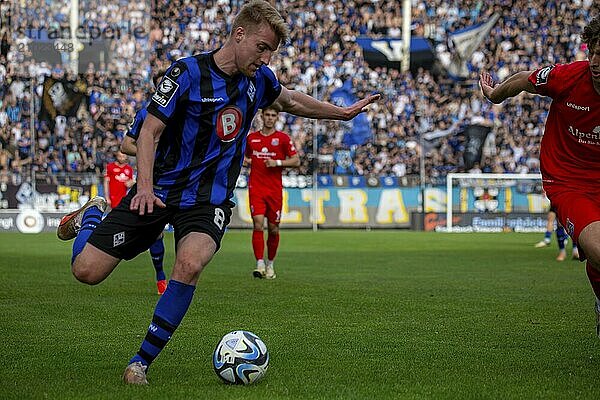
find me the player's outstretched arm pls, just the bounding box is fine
[479,70,537,104]
[272,86,380,121]
[130,113,166,215]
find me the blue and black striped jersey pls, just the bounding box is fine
[145,51,281,208]
[126,108,146,140]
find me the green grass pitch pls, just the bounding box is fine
[1,230,598,399]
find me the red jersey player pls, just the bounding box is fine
[244,106,300,279]
[479,16,600,337]
[103,150,134,208]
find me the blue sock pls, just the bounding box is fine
[71,206,103,265]
[544,231,552,241]
[129,280,195,368]
[149,238,166,281]
[556,227,567,250]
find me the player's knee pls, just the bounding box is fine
[174,257,204,281]
[268,225,279,235]
[71,259,102,285]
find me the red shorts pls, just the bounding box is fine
[249,190,282,224]
[544,184,600,259]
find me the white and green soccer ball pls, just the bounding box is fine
[213,330,269,384]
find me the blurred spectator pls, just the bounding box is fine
[0,0,596,187]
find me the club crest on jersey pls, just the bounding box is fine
[152,76,179,107]
[216,106,243,142]
[271,138,279,146]
[535,65,555,86]
[247,82,256,102]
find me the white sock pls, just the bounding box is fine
[257,259,265,269]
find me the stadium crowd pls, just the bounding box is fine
[0,0,597,186]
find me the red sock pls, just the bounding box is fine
[267,232,280,261]
[586,262,600,299]
[252,230,264,261]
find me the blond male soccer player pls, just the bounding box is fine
[57,0,379,385]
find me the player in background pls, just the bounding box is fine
[535,210,579,261]
[244,106,300,279]
[103,150,134,209]
[56,0,379,385]
[479,15,600,336]
[121,70,168,295]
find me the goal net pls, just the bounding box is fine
[443,173,548,232]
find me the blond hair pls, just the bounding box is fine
[232,0,290,45]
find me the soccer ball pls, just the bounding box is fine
[212,330,269,384]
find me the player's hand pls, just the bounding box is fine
[479,72,498,103]
[264,159,278,168]
[342,94,380,121]
[106,198,112,208]
[130,187,166,215]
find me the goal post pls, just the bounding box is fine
[445,173,544,232]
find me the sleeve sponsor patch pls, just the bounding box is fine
[152,76,179,107]
[534,65,555,86]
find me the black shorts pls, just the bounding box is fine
[88,188,232,260]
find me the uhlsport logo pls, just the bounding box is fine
[247,81,256,102]
[216,106,243,142]
[566,102,591,111]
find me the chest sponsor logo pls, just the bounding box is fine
[114,172,130,182]
[568,125,600,145]
[216,106,243,142]
[152,76,179,107]
[253,147,276,159]
[535,65,554,86]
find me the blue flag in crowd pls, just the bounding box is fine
[330,80,372,146]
